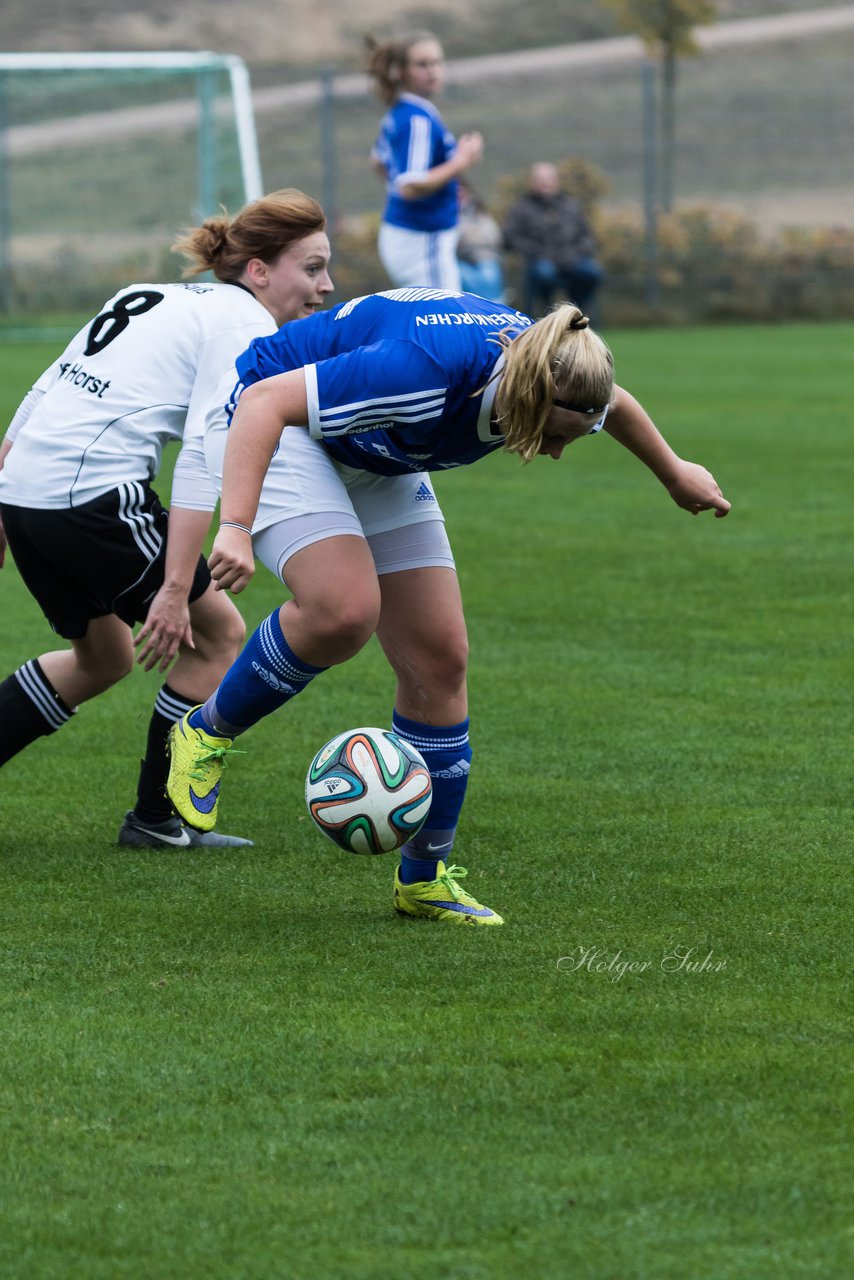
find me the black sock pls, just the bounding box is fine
[0,660,74,766]
[132,684,197,823]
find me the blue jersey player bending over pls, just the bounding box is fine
[167,288,731,926]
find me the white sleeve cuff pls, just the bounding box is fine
[170,439,219,510]
[304,365,322,439]
[392,168,428,193]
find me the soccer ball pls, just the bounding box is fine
[305,727,432,855]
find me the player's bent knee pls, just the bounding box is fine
[81,650,134,691]
[309,597,380,662]
[426,625,469,684]
[201,611,246,661]
[390,631,469,705]
[443,648,469,696]
[190,594,246,662]
[321,610,378,658]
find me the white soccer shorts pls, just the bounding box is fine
[205,409,455,583]
[378,223,462,291]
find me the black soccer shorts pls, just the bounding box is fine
[1,481,211,639]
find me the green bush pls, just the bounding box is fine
[329,158,854,324]
[595,205,854,323]
[5,165,854,326]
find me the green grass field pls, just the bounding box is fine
[0,322,850,1279]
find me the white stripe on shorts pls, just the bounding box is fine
[118,481,162,561]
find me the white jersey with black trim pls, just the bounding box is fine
[0,281,276,511]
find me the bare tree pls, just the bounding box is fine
[605,0,717,211]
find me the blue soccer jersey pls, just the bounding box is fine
[234,289,534,476]
[372,95,460,233]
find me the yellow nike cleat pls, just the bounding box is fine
[393,861,504,926]
[166,711,240,832]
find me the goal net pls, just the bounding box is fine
[0,52,262,316]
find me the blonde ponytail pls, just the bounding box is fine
[495,305,614,462]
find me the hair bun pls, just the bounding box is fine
[569,315,590,331]
[204,218,230,259]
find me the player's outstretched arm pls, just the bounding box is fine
[134,506,216,671]
[399,132,484,200]
[604,385,731,518]
[664,460,731,517]
[209,369,310,594]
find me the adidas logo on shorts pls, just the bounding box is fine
[414,481,435,502]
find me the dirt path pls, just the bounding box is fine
[5,5,854,156]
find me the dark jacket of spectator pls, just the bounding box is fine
[502,190,597,269]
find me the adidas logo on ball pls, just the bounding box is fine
[305,727,432,856]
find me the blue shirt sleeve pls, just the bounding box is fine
[393,109,435,186]
[376,101,445,188]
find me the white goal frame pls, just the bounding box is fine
[0,51,263,312]
[0,51,262,197]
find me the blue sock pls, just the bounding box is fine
[190,609,326,736]
[392,711,472,884]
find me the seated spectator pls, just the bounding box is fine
[502,162,604,320]
[456,182,505,302]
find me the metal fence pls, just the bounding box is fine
[253,15,854,318]
[0,53,258,316]
[1,13,853,320]
[252,12,854,230]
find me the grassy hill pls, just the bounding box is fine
[3,0,851,317]
[3,0,848,68]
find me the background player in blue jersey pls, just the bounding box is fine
[0,190,333,849]
[167,288,731,925]
[367,31,484,290]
